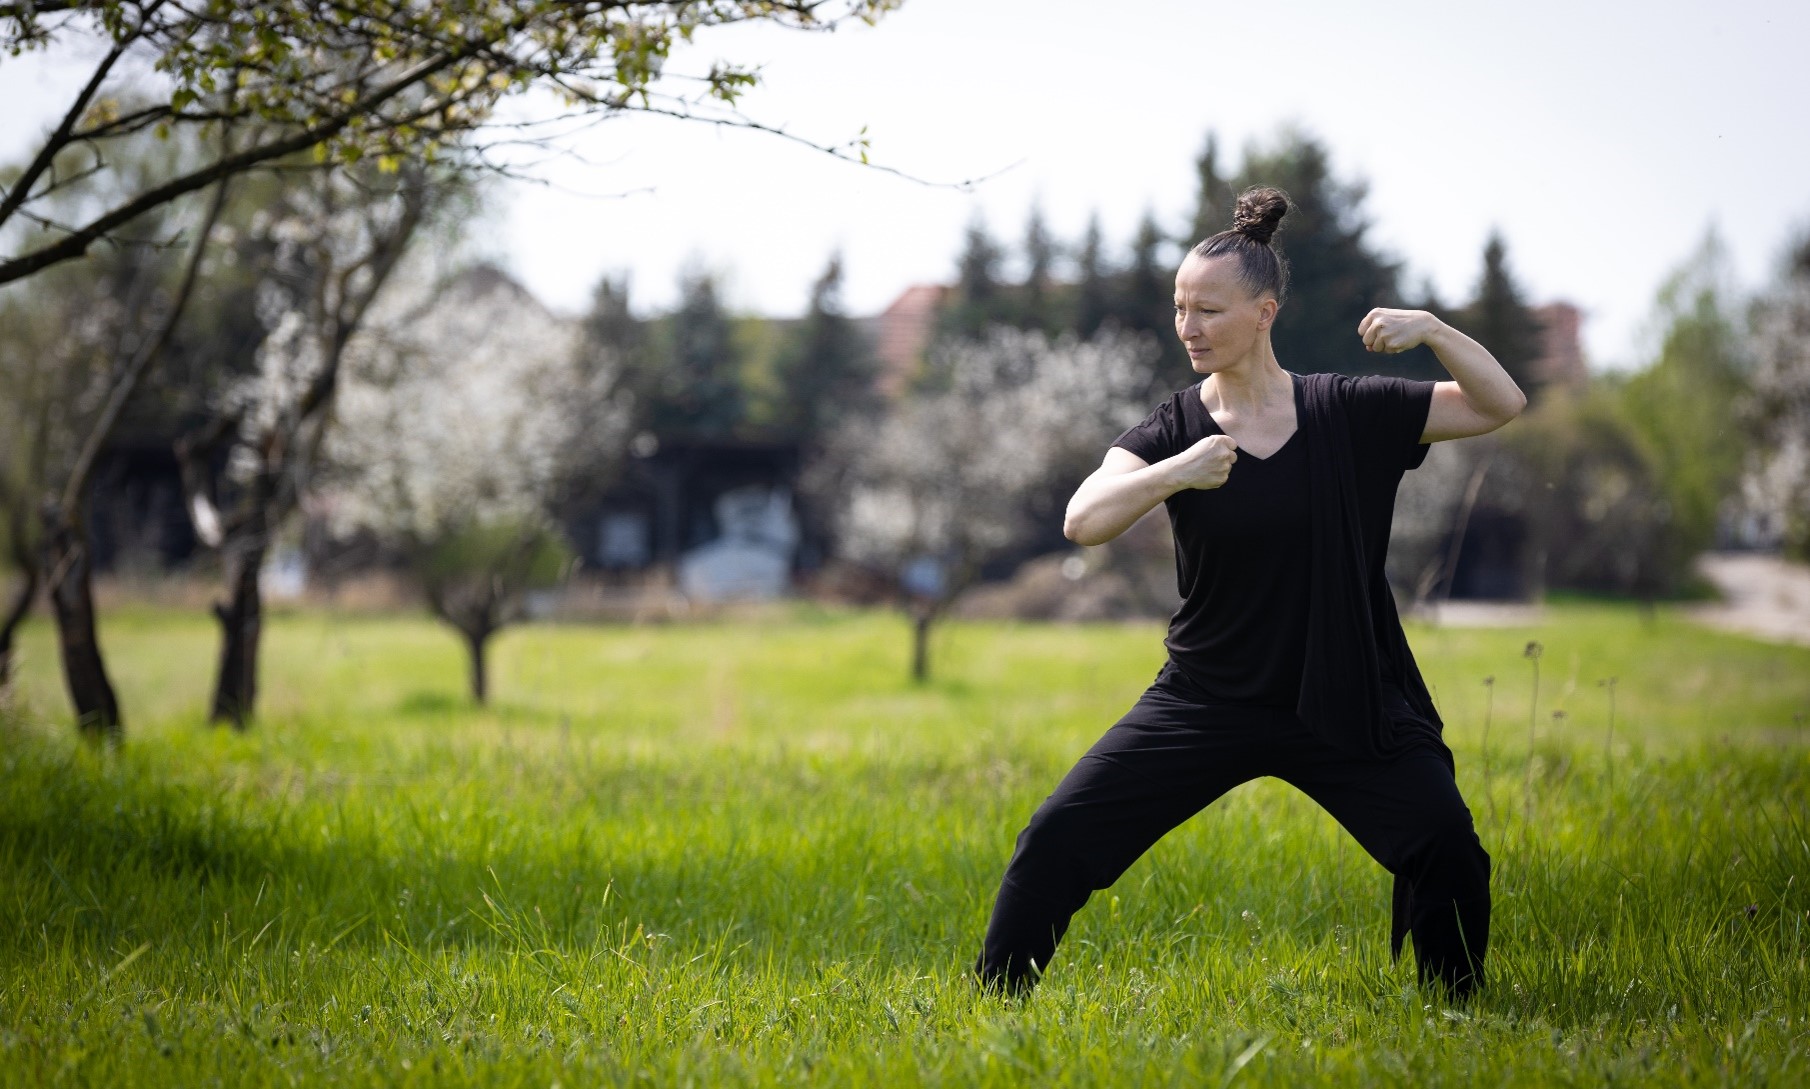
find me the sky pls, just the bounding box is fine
[4,0,1808,369]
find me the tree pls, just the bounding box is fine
[1499,388,1674,600]
[1074,212,1111,339]
[0,123,229,736]
[1021,202,1059,333]
[1118,211,1170,339]
[940,212,1007,340]
[1114,210,1183,395]
[811,328,1154,681]
[636,266,747,440]
[773,254,877,443]
[1187,133,1237,247]
[1615,231,1751,589]
[0,1,904,287]
[174,160,450,727]
[328,264,626,704]
[1453,231,1545,399]
[1744,234,1810,556]
[580,275,646,395]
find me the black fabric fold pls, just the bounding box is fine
[1297,371,1393,759]
[1295,371,1448,959]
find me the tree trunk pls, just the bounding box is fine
[208,541,265,728]
[45,523,120,739]
[465,626,491,705]
[910,609,933,683]
[0,568,36,692]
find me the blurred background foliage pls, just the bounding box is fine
[4,111,1808,718]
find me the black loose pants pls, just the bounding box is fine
[977,662,1491,996]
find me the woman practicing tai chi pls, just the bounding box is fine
[975,187,1526,999]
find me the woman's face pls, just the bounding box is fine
[1173,254,1279,373]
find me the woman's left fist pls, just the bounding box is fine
[1357,308,1440,354]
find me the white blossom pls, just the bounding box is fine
[819,326,1156,591]
[327,265,626,543]
[1743,252,1810,551]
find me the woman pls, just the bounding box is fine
[974,187,1525,999]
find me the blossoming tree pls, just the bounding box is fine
[328,265,627,703]
[812,327,1155,681]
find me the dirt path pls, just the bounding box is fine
[1688,551,1810,647]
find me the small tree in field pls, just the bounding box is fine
[175,160,453,727]
[812,328,1154,681]
[0,132,228,734]
[329,265,626,704]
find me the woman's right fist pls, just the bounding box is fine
[1170,433,1238,491]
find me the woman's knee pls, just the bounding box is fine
[1007,799,1135,893]
[1404,812,1490,896]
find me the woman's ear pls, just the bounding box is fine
[1254,295,1280,331]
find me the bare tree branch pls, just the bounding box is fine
[0,43,479,285]
[0,2,155,229]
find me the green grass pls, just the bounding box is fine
[2,604,1807,1086]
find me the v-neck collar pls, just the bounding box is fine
[1188,372,1302,462]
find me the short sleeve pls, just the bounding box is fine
[1110,394,1180,466]
[1344,375,1436,472]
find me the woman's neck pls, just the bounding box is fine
[1201,342,1290,417]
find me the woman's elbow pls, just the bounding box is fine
[1498,386,1529,425]
[1063,507,1107,547]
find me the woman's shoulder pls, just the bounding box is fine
[1113,383,1204,460]
[1145,383,1203,422]
[1298,370,1434,411]
[1304,371,1437,470]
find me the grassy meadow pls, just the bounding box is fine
[1,603,1807,1086]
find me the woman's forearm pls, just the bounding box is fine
[1063,462,1182,547]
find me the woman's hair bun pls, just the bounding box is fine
[1231,186,1290,246]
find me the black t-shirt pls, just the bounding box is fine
[1112,372,1435,707]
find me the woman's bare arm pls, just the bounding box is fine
[1358,308,1528,442]
[1063,436,1238,546]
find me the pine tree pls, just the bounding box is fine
[1456,231,1546,399]
[1121,210,1170,340]
[943,213,1007,340]
[648,267,745,438]
[581,274,644,385]
[1117,210,1186,392]
[1075,212,1111,339]
[1022,203,1058,333]
[779,254,876,441]
[1189,133,1238,247]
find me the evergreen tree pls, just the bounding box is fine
[777,254,876,441]
[581,274,644,386]
[1454,231,1546,399]
[1022,203,1059,333]
[1121,210,1171,340]
[942,213,1008,339]
[647,267,746,439]
[1075,213,1111,339]
[1120,210,1186,391]
[1188,133,1238,247]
